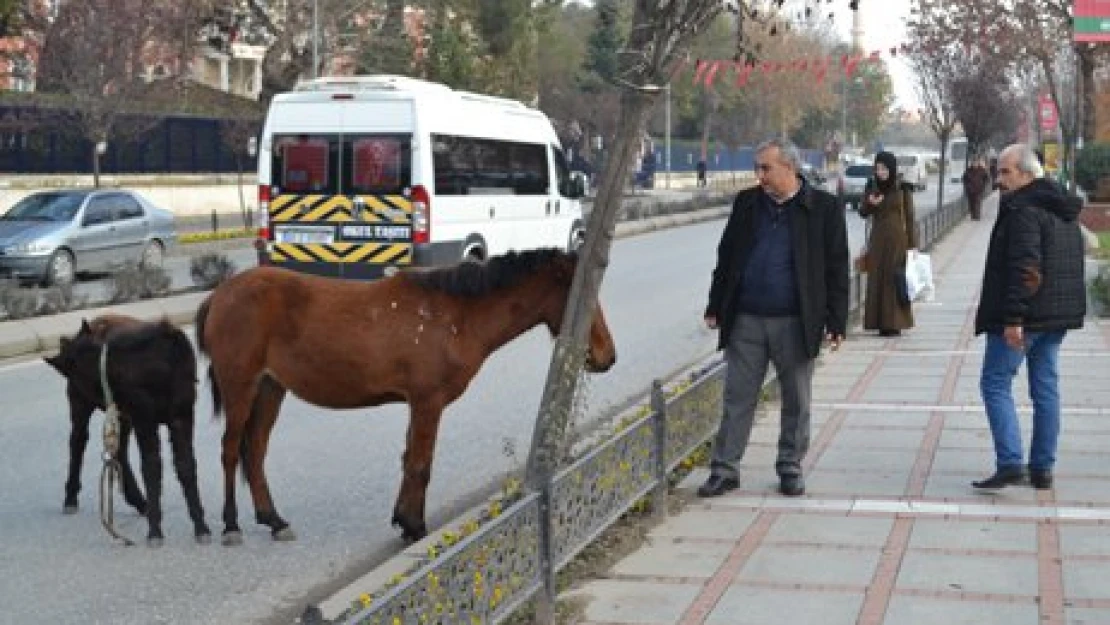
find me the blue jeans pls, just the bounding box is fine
[980,330,1066,472]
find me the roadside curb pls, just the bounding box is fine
[1,291,209,358]
[1,206,731,360]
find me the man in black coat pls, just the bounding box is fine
[972,143,1085,491]
[698,139,850,498]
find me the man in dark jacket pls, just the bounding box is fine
[698,138,850,498]
[972,143,1086,491]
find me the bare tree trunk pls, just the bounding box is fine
[1079,47,1097,145]
[525,89,655,486]
[936,132,949,212]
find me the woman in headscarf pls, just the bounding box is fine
[859,151,918,336]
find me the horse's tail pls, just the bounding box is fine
[194,296,212,356]
[194,296,223,416]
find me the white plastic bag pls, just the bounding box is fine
[905,249,935,302]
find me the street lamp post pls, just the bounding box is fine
[665,83,671,189]
[840,73,848,153]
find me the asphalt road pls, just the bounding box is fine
[67,176,962,306]
[1,219,729,625]
[0,177,963,625]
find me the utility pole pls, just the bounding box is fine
[313,0,320,79]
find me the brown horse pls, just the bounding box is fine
[195,248,616,545]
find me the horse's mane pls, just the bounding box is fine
[403,248,575,297]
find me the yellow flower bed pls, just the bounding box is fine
[342,367,718,622]
[179,228,254,244]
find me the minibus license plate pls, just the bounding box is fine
[276,228,334,244]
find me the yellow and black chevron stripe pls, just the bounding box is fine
[269,243,412,265]
[270,194,412,224]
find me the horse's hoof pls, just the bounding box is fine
[146,536,164,548]
[391,512,427,543]
[272,527,297,542]
[196,533,213,545]
[221,531,243,547]
[63,504,79,515]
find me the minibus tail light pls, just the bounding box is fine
[257,185,271,241]
[411,185,430,244]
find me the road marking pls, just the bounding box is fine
[812,402,1110,416]
[0,358,46,374]
[713,496,1110,522]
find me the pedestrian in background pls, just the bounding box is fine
[699,138,850,498]
[972,143,1086,491]
[859,151,918,337]
[962,158,991,220]
[696,159,707,188]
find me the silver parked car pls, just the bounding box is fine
[837,164,874,211]
[0,189,177,286]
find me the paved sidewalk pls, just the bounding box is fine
[571,194,1110,625]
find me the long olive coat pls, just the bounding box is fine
[859,182,918,332]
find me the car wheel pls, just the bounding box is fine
[43,249,75,287]
[140,240,164,269]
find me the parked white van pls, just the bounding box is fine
[254,75,586,279]
[895,153,928,191]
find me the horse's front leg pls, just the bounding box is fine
[134,425,165,547]
[63,389,94,514]
[168,417,211,544]
[392,400,445,543]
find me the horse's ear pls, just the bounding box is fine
[43,354,63,373]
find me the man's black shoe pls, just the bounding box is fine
[696,474,739,498]
[971,467,1025,490]
[1029,469,1054,490]
[779,475,805,497]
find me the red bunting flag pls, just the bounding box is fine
[703,60,723,86]
[692,59,709,85]
[692,48,893,88]
[735,62,755,86]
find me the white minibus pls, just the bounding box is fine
[255,75,586,279]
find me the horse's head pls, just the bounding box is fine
[44,319,96,380]
[539,251,617,374]
[583,301,617,373]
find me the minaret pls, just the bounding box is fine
[851,5,864,51]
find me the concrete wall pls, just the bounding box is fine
[0,171,756,219]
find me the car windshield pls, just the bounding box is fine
[2,193,86,222]
[845,165,873,177]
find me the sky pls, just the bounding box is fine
[830,0,921,111]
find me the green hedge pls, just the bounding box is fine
[1076,143,1110,195]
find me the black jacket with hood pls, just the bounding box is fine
[974,178,1086,335]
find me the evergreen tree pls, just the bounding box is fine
[356,0,415,75]
[422,3,482,91]
[579,0,622,90]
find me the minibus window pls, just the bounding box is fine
[272,134,340,194]
[509,143,549,195]
[345,135,412,195]
[552,145,572,198]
